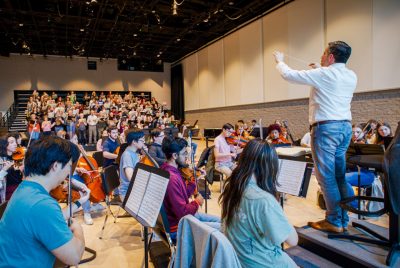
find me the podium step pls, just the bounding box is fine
[296,221,398,268]
[286,246,340,268]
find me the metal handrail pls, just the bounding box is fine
[0,102,18,129]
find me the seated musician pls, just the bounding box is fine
[119,129,145,201]
[266,124,290,145]
[102,125,120,168]
[235,121,251,139]
[161,137,220,243]
[220,139,298,267]
[345,124,375,208]
[148,128,167,167]
[0,136,89,267]
[69,134,104,225]
[376,122,393,148]
[214,123,242,179]
[300,132,311,148]
[0,134,24,202]
[365,119,378,144]
[351,123,366,144]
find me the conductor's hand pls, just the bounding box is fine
[195,194,204,206]
[309,63,320,69]
[78,188,91,205]
[273,51,284,63]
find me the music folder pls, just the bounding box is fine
[122,163,170,227]
[276,159,312,197]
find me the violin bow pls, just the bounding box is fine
[259,118,263,140]
[27,120,37,148]
[67,164,73,226]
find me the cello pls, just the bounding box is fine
[76,144,106,203]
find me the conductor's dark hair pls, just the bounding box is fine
[24,136,80,177]
[328,41,352,63]
[161,136,188,160]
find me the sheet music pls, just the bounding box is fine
[125,169,151,215]
[276,146,311,157]
[276,159,307,196]
[138,173,169,227]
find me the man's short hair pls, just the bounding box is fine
[222,123,234,130]
[162,136,188,159]
[24,136,80,177]
[150,128,163,138]
[108,125,118,133]
[328,41,352,63]
[126,129,145,145]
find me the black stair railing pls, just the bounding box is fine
[0,102,18,129]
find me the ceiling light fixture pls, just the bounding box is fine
[172,1,178,15]
[80,28,85,32]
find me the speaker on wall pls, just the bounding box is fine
[87,60,97,70]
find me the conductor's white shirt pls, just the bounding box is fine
[276,62,357,125]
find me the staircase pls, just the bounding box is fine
[8,92,30,132]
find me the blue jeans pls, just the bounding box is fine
[72,174,91,213]
[311,121,352,228]
[169,212,221,243]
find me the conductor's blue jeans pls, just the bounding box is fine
[311,121,352,228]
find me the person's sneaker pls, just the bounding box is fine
[84,213,93,225]
[91,203,105,212]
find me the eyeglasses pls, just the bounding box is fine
[139,139,145,143]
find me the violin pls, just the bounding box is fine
[50,180,81,202]
[12,146,26,167]
[180,166,201,195]
[76,145,106,203]
[226,133,249,148]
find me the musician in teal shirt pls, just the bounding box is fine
[220,139,298,268]
[0,137,89,268]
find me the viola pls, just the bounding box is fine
[12,147,26,162]
[77,145,106,203]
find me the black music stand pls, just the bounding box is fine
[183,128,200,138]
[122,163,170,268]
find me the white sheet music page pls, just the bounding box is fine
[276,159,307,196]
[138,173,169,227]
[125,169,151,215]
[275,146,311,157]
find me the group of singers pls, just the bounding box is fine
[0,40,395,267]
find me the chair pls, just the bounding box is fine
[149,205,176,268]
[200,146,225,193]
[174,215,241,268]
[92,151,104,167]
[99,164,121,239]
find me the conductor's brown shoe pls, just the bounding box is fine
[308,220,344,233]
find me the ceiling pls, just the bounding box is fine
[0,0,289,66]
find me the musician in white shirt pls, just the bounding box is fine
[274,41,357,233]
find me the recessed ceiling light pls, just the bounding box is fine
[133,33,137,37]
[228,1,234,5]
[176,38,181,42]
[80,28,85,32]
[19,23,23,27]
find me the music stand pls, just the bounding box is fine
[183,128,200,138]
[122,163,170,268]
[164,127,180,137]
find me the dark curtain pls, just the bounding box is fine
[171,64,184,121]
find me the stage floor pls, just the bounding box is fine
[75,139,389,268]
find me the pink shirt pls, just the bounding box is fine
[214,134,232,163]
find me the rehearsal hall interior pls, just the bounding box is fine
[0,0,400,267]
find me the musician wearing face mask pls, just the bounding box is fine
[161,137,220,243]
[0,136,90,267]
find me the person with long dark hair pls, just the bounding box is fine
[219,139,298,267]
[0,134,24,202]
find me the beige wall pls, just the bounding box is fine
[182,0,400,111]
[0,55,171,111]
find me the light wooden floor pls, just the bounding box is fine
[76,140,388,268]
